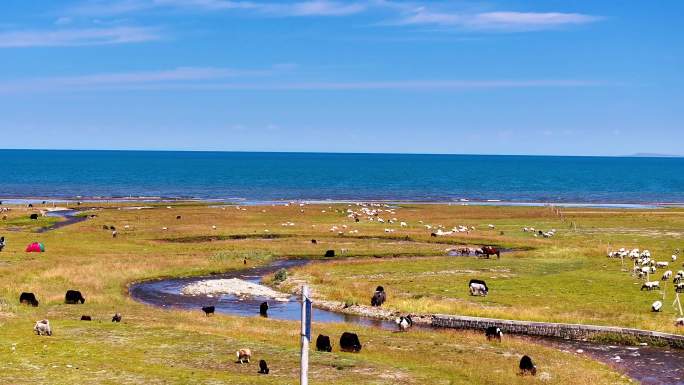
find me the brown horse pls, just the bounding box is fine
[477,246,500,259]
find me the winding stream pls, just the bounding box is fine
[39,209,87,233]
[130,258,684,385]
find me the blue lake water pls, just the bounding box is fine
[0,149,682,204]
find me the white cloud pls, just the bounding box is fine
[0,26,161,48]
[0,66,275,92]
[394,9,601,30]
[71,0,366,17]
[195,79,603,90]
[55,17,73,26]
[0,73,605,93]
[69,1,599,30]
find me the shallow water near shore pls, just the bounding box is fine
[129,258,684,385]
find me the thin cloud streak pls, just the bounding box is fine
[0,75,607,93]
[393,10,601,30]
[0,26,161,47]
[0,66,276,93]
[71,0,367,17]
[68,1,601,30]
[150,79,607,90]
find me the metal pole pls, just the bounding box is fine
[300,285,309,385]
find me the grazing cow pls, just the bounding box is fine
[34,319,52,336]
[652,301,663,312]
[324,250,335,258]
[202,305,215,316]
[236,349,251,363]
[19,292,39,307]
[80,315,92,321]
[0,236,5,252]
[64,290,85,304]
[316,334,332,352]
[395,315,413,331]
[311,239,317,244]
[112,313,122,322]
[258,360,269,374]
[519,355,537,376]
[339,332,362,353]
[371,286,386,307]
[469,279,489,296]
[259,302,269,317]
[485,326,503,342]
[29,213,38,220]
[477,246,500,259]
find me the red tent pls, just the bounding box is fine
[25,242,45,252]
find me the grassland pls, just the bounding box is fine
[1,202,677,384]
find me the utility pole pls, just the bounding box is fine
[300,285,311,385]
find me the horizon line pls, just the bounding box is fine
[0,147,681,158]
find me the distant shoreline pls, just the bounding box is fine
[1,196,682,209]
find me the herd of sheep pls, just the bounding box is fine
[608,247,684,324]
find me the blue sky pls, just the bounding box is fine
[0,1,681,155]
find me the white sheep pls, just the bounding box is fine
[641,281,660,291]
[33,319,52,336]
[662,270,673,280]
[652,301,663,312]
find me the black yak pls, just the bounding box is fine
[65,290,85,304]
[339,332,362,353]
[29,213,38,220]
[112,313,122,322]
[324,250,335,258]
[311,239,317,244]
[19,292,39,307]
[202,305,215,316]
[259,302,269,317]
[370,286,386,307]
[316,334,332,352]
[519,355,537,376]
[80,315,92,321]
[485,326,503,342]
[258,360,269,374]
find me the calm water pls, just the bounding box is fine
[1,150,683,203]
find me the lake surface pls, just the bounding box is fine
[1,150,683,204]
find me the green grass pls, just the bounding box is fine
[0,202,667,384]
